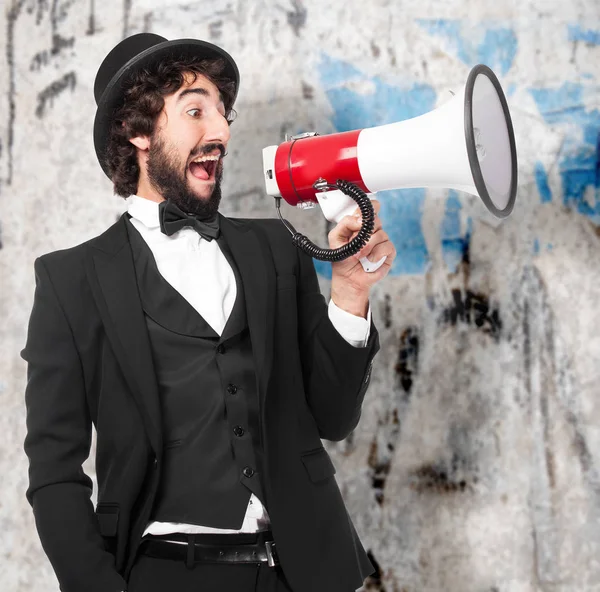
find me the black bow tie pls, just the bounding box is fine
[158,200,220,241]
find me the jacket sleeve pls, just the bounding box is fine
[22,257,127,592]
[295,245,380,442]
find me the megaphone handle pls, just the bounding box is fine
[319,191,387,273]
[275,179,380,267]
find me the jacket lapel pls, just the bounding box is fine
[219,215,276,400]
[85,214,162,456]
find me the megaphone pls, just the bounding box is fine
[262,64,518,272]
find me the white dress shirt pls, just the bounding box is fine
[125,195,370,536]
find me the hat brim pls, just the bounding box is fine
[93,38,239,181]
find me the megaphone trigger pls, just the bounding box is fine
[359,255,387,273]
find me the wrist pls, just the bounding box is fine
[330,284,369,318]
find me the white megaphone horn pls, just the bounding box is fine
[262,64,518,272]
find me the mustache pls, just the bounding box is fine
[191,143,226,159]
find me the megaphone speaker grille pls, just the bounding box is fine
[465,64,518,218]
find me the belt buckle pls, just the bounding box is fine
[265,540,277,567]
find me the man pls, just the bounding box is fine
[22,34,396,592]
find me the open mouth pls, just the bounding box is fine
[189,154,220,181]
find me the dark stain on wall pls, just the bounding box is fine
[363,550,387,590]
[409,453,478,494]
[367,408,399,506]
[367,326,420,506]
[395,327,419,394]
[209,20,223,40]
[301,81,314,100]
[27,0,77,70]
[123,0,132,39]
[36,71,77,118]
[5,0,26,187]
[440,289,502,341]
[142,11,153,33]
[87,0,97,35]
[30,34,75,71]
[387,46,397,67]
[521,268,600,498]
[286,0,307,36]
[4,0,80,188]
[382,293,392,329]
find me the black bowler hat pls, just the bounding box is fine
[93,33,240,180]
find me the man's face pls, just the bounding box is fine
[141,72,231,218]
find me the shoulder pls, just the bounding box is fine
[35,215,127,283]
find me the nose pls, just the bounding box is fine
[204,107,230,146]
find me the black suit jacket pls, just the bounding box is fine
[22,213,379,592]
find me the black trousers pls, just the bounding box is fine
[127,556,295,592]
[126,533,295,592]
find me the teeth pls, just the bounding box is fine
[192,155,220,163]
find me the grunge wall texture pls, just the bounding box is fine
[1,1,599,590]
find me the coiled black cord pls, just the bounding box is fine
[275,179,375,262]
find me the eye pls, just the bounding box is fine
[187,108,202,118]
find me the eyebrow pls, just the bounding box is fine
[176,87,225,106]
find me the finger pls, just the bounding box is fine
[343,218,384,256]
[357,230,393,259]
[343,218,384,253]
[328,214,364,249]
[353,217,384,248]
[369,238,396,262]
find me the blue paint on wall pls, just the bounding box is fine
[530,82,600,224]
[568,24,600,45]
[533,238,540,255]
[316,53,438,275]
[440,191,472,273]
[381,189,430,276]
[534,161,552,203]
[416,19,518,75]
[318,53,437,130]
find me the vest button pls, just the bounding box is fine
[216,344,225,354]
[233,426,245,437]
[153,456,158,469]
[227,384,238,394]
[243,467,254,478]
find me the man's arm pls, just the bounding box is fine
[295,198,395,441]
[295,245,380,442]
[22,257,127,592]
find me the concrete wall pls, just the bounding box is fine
[1,0,599,590]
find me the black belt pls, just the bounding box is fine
[139,531,280,569]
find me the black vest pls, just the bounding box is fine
[126,219,267,529]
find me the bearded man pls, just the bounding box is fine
[22,33,396,592]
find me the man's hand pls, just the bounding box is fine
[328,199,396,318]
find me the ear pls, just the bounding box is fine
[129,135,150,151]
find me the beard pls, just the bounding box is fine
[146,132,224,220]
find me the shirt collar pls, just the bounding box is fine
[126,195,162,229]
